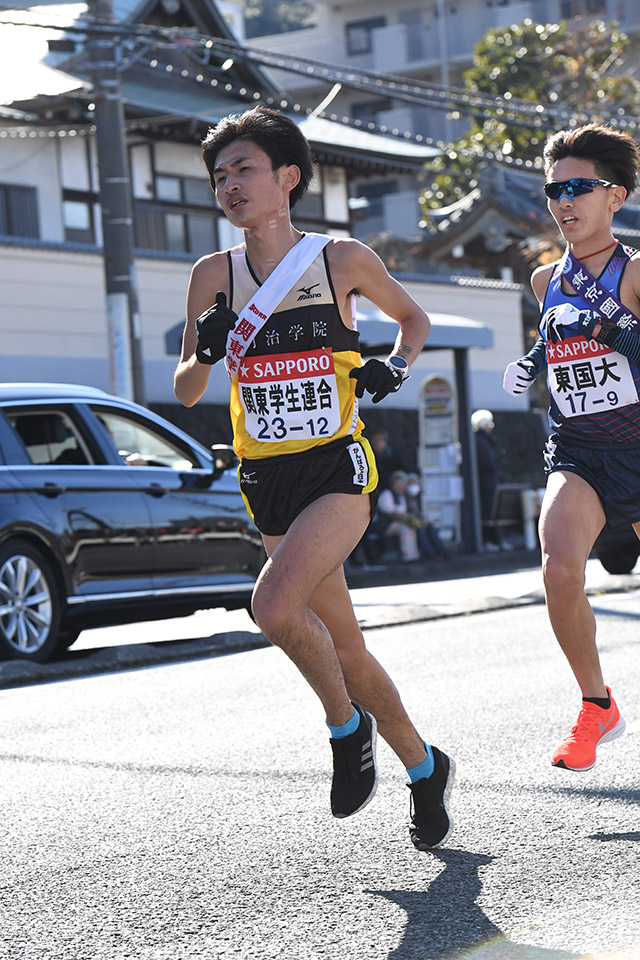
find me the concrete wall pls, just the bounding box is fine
[0,244,192,403]
[0,243,527,412]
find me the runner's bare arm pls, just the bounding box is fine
[531,263,554,306]
[503,265,550,396]
[327,239,429,365]
[619,252,640,318]
[174,253,230,407]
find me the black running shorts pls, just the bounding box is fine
[543,433,640,524]
[238,435,379,536]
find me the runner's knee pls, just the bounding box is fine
[252,578,300,638]
[542,552,585,598]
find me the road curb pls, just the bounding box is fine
[357,593,541,630]
[0,631,270,690]
[1,577,637,690]
[0,593,545,689]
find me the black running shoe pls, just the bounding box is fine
[329,703,378,818]
[408,745,455,850]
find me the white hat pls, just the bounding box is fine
[471,409,494,431]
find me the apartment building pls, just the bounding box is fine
[250,0,640,241]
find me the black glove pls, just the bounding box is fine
[574,310,600,339]
[349,358,404,403]
[195,292,238,365]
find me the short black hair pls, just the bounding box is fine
[543,123,639,196]
[201,106,314,209]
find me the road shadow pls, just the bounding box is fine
[590,604,640,622]
[589,830,640,842]
[369,849,581,960]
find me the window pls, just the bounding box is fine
[354,179,398,216]
[183,178,213,205]
[345,17,386,56]
[8,411,91,466]
[292,166,324,222]
[95,410,197,470]
[134,173,217,256]
[0,183,39,239]
[62,190,96,244]
[164,212,187,251]
[155,174,182,202]
[352,99,393,124]
[560,0,605,14]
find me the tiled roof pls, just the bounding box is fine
[425,161,640,244]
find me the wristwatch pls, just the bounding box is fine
[594,321,620,349]
[384,355,410,381]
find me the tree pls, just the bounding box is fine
[420,18,640,218]
[241,0,316,38]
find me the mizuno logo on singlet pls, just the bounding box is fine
[297,283,322,301]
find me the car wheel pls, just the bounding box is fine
[597,545,639,575]
[58,628,81,650]
[0,540,63,662]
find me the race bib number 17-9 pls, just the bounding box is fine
[238,348,341,442]
[547,336,638,418]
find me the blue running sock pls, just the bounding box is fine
[406,743,435,782]
[327,706,359,739]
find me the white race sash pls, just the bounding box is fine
[224,233,331,382]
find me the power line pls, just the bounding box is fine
[4,10,640,178]
[5,13,640,133]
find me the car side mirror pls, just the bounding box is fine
[210,443,240,479]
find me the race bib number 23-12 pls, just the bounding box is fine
[238,347,340,442]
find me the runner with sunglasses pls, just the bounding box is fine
[542,176,620,201]
[503,123,640,772]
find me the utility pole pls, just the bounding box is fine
[87,0,145,403]
[436,0,452,145]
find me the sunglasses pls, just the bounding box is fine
[543,177,619,200]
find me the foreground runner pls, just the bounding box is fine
[174,106,454,849]
[503,123,640,771]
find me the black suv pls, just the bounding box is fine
[0,383,265,663]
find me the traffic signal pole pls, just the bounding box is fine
[88,0,145,403]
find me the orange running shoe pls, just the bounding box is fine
[552,687,626,771]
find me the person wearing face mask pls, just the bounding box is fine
[502,123,640,774]
[405,473,450,560]
[377,471,421,562]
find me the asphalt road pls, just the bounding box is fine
[1,572,639,959]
